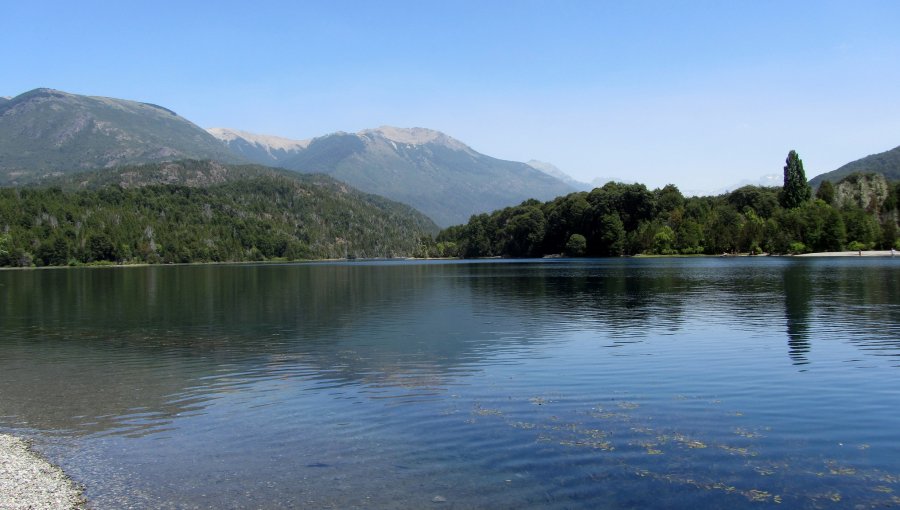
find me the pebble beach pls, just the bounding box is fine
[0,435,84,510]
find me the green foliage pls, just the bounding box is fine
[781,150,811,209]
[788,241,809,254]
[565,234,587,257]
[0,232,10,265]
[499,203,546,257]
[652,225,676,255]
[596,213,626,256]
[728,186,779,218]
[438,160,897,258]
[842,206,879,249]
[0,164,437,267]
[816,180,836,205]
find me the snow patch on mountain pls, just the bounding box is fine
[207,127,310,152]
[360,126,469,151]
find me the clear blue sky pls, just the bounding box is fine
[4,0,899,193]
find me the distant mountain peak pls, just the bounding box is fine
[359,126,469,151]
[527,160,592,191]
[207,127,310,151]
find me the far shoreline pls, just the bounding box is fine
[794,250,896,257]
[0,251,897,271]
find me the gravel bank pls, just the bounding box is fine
[0,434,84,510]
[796,250,896,257]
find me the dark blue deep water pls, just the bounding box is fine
[1,257,899,508]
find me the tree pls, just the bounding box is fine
[653,225,676,254]
[596,213,625,256]
[501,206,546,257]
[85,233,118,262]
[565,234,587,257]
[815,180,836,206]
[780,150,811,209]
[0,233,11,265]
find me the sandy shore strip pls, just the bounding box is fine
[0,434,85,510]
[796,250,897,257]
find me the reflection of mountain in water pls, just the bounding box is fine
[1,259,898,436]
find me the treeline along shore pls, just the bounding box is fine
[1,153,898,267]
[428,152,900,259]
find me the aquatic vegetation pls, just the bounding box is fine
[733,427,762,439]
[455,389,900,508]
[825,461,856,476]
[719,444,755,457]
[471,404,503,417]
[559,439,614,451]
[744,489,772,502]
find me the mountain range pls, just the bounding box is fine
[0,89,240,183]
[1,88,576,227]
[207,126,576,226]
[2,87,898,228]
[206,127,308,166]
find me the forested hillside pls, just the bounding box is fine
[0,161,437,267]
[432,171,900,258]
[810,145,900,188]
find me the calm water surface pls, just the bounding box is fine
[1,258,899,508]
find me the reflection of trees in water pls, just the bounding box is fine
[781,259,900,367]
[462,263,690,339]
[2,260,898,436]
[782,264,812,366]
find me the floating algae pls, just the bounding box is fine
[744,489,772,502]
[459,391,900,507]
[733,427,763,439]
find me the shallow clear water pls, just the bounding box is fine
[1,258,899,508]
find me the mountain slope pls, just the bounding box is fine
[206,127,309,166]
[810,145,900,187]
[1,160,438,266]
[278,126,576,227]
[526,160,591,190]
[0,88,242,183]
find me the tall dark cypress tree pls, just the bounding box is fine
[780,150,811,209]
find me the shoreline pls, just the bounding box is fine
[0,434,85,510]
[0,251,896,271]
[795,250,896,257]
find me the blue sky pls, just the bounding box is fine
[4,0,899,193]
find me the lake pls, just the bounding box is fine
[1,257,899,508]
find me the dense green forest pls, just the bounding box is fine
[430,153,900,258]
[0,164,437,267]
[2,153,898,267]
